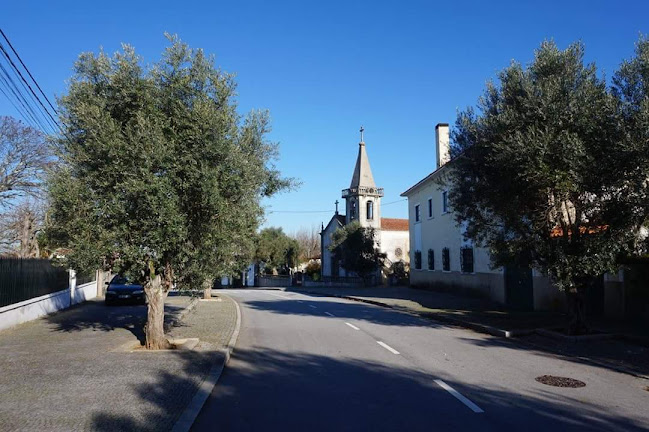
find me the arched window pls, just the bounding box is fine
[350,200,357,218]
[366,200,374,220]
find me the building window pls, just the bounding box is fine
[350,200,356,218]
[461,247,474,273]
[414,250,422,270]
[366,200,374,220]
[427,249,434,270]
[442,191,449,213]
[442,247,450,271]
[428,198,433,218]
[415,204,420,222]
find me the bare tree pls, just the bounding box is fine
[0,116,51,207]
[0,201,43,257]
[292,225,321,264]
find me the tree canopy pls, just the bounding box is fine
[255,227,300,274]
[449,39,649,333]
[45,35,292,348]
[329,221,384,281]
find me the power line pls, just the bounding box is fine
[0,39,59,133]
[268,210,332,214]
[0,29,58,115]
[0,61,43,129]
[382,198,407,207]
[268,199,407,215]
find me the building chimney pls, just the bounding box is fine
[435,123,450,169]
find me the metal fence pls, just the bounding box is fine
[0,258,69,308]
[256,274,292,287]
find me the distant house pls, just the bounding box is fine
[401,123,567,311]
[320,128,409,280]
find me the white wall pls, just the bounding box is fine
[404,168,506,301]
[0,271,99,331]
[379,229,410,264]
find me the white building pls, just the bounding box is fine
[321,128,409,279]
[401,123,565,311]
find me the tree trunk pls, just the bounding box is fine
[566,280,589,335]
[144,274,171,349]
[203,278,212,299]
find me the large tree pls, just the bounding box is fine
[329,221,385,282]
[450,40,649,334]
[45,36,291,348]
[255,227,300,274]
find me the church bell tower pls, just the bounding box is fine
[342,126,384,229]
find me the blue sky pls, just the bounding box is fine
[2,1,648,234]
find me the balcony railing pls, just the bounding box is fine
[342,186,384,197]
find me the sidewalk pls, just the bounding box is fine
[293,286,565,332]
[0,293,238,432]
[293,285,649,378]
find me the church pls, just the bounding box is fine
[320,128,410,280]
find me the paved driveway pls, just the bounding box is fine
[0,295,231,431]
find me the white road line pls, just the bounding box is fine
[324,312,335,317]
[345,322,360,330]
[376,341,400,355]
[434,379,484,413]
[309,305,317,309]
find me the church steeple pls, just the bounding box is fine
[342,126,384,229]
[349,126,377,189]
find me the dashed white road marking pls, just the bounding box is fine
[434,379,484,413]
[324,312,335,317]
[309,305,317,309]
[376,341,400,355]
[345,322,360,330]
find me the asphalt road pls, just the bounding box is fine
[191,289,649,432]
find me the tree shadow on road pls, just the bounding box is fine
[240,297,446,329]
[44,299,189,345]
[77,340,649,432]
[188,347,648,432]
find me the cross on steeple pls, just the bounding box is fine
[360,126,364,143]
[335,200,339,214]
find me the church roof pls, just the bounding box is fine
[381,218,409,231]
[334,214,346,225]
[349,141,376,189]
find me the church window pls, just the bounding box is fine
[366,200,374,220]
[415,204,420,222]
[442,191,449,213]
[427,249,434,270]
[428,198,433,218]
[350,200,357,219]
[442,247,450,271]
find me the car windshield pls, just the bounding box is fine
[111,275,130,285]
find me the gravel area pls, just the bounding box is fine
[0,293,238,432]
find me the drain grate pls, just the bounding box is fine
[535,375,586,388]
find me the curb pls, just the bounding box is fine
[297,289,527,338]
[171,294,242,432]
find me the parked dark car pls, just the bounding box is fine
[105,275,145,305]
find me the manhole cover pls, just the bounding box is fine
[535,375,586,388]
